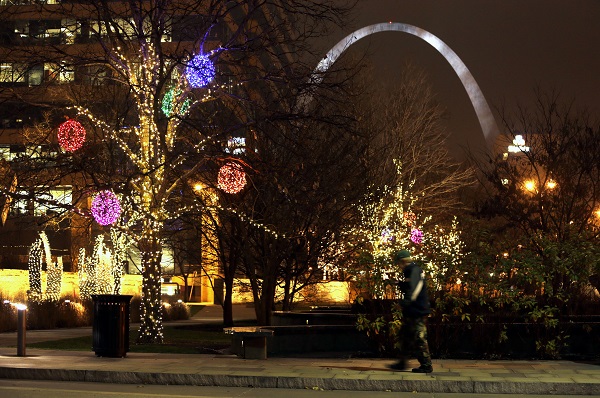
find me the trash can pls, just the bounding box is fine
[91,294,133,357]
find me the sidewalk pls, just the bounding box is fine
[0,306,598,395]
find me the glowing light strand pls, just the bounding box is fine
[78,248,95,300]
[27,236,43,303]
[45,257,63,302]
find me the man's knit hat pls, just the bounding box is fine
[393,249,411,263]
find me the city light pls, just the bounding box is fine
[523,180,536,193]
[508,135,530,153]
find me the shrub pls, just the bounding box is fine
[0,302,17,333]
[162,300,191,321]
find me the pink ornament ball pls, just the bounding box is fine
[91,190,121,226]
[410,228,423,245]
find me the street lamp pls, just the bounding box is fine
[523,180,536,193]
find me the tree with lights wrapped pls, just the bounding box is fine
[78,248,95,301]
[45,257,63,302]
[27,234,46,303]
[351,164,468,356]
[0,1,353,342]
[341,70,474,355]
[347,68,474,298]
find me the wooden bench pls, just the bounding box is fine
[223,327,274,359]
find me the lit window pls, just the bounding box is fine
[0,146,10,161]
[225,137,246,155]
[0,63,26,83]
[13,186,72,216]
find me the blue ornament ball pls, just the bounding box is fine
[185,53,215,88]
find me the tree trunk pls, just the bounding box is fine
[253,273,277,325]
[136,234,164,344]
[223,278,234,327]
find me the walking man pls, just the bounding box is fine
[389,249,433,373]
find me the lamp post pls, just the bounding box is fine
[16,303,27,357]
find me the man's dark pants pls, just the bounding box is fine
[399,315,432,367]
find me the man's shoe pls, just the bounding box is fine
[388,360,407,371]
[412,365,433,373]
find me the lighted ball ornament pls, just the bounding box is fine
[403,211,416,227]
[217,162,246,194]
[410,228,423,245]
[380,227,394,244]
[57,119,86,151]
[91,190,121,226]
[161,87,191,117]
[185,53,215,88]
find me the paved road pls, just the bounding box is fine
[0,380,589,398]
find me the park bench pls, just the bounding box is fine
[223,327,274,359]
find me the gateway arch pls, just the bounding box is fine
[303,22,498,145]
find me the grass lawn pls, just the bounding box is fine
[28,323,239,355]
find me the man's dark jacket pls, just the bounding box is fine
[399,262,431,318]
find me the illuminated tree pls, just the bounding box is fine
[351,161,467,300]
[93,235,114,295]
[78,248,95,301]
[330,66,474,301]
[0,1,352,342]
[110,229,130,295]
[45,257,63,302]
[27,232,65,303]
[77,233,126,298]
[27,235,45,303]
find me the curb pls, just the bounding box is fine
[0,367,598,395]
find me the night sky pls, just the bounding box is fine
[320,0,600,157]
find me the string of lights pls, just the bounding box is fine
[93,235,114,294]
[78,248,95,300]
[45,257,63,302]
[27,235,43,303]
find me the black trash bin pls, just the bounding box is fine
[92,294,133,357]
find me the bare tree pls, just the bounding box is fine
[475,89,600,310]
[357,64,475,220]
